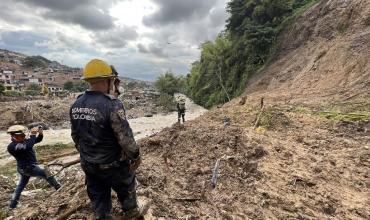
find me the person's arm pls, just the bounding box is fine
[35,127,43,143]
[23,127,39,149]
[25,135,37,149]
[35,134,43,143]
[110,101,140,161]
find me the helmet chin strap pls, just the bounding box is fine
[107,77,121,97]
[107,78,113,95]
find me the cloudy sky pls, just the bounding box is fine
[0,0,229,81]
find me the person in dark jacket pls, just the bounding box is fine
[70,59,146,220]
[7,125,61,209]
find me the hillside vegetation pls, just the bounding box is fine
[186,0,318,108]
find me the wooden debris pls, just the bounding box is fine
[47,157,81,177]
[211,158,221,189]
[253,106,265,129]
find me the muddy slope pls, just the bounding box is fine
[6,102,370,219]
[244,0,370,103]
[3,0,370,219]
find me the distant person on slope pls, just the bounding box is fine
[177,97,186,123]
[7,125,61,209]
[70,59,147,219]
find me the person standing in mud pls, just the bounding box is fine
[70,59,146,219]
[177,97,186,123]
[7,125,61,209]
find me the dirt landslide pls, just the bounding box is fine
[3,98,369,219]
[244,0,370,104]
[0,92,160,130]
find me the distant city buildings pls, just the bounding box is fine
[0,49,82,93]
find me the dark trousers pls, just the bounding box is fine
[81,160,138,217]
[178,110,185,123]
[10,164,60,208]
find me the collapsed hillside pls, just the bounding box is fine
[2,0,370,219]
[5,101,369,219]
[244,0,370,104]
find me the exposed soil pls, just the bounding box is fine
[2,100,369,219]
[244,0,370,105]
[1,0,370,219]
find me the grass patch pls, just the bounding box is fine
[337,22,349,35]
[35,143,74,152]
[0,208,9,220]
[294,106,311,114]
[34,143,76,163]
[258,107,275,129]
[278,0,320,32]
[0,163,17,177]
[319,111,370,122]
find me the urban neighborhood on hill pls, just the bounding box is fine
[0,49,82,94]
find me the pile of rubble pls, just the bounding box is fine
[0,85,162,129]
[5,99,368,219]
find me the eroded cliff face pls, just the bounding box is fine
[245,0,370,104]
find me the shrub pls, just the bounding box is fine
[156,93,176,112]
[0,83,5,94]
[4,90,24,97]
[24,90,40,96]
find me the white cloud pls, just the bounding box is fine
[0,0,229,80]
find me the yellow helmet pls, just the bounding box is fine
[7,125,27,134]
[83,59,113,80]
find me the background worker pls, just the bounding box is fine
[177,97,186,123]
[7,125,61,209]
[70,59,146,219]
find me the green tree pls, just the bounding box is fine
[63,81,74,91]
[156,93,177,112]
[73,81,89,92]
[23,56,50,68]
[0,83,5,94]
[155,71,182,96]
[27,83,41,91]
[186,0,316,108]
[126,81,137,89]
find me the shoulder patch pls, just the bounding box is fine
[117,109,127,121]
[15,143,26,150]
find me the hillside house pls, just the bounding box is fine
[46,83,63,93]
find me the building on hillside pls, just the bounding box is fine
[0,70,15,85]
[3,83,17,91]
[12,59,22,65]
[46,83,63,93]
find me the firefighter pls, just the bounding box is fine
[70,59,146,219]
[177,98,186,123]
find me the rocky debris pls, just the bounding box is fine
[2,0,370,218]
[27,122,50,130]
[0,86,161,129]
[122,87,161,119]
[0,99,71,130]
[0,175,14,208]
[2,100,369,219]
